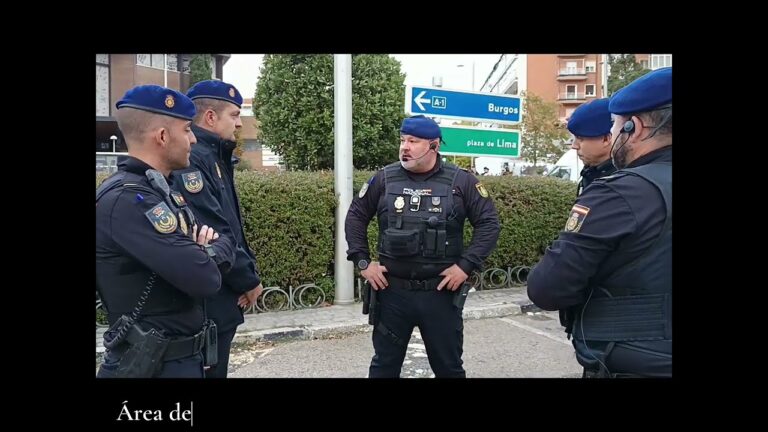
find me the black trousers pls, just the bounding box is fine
[369,285,465,378]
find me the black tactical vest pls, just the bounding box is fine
[377,162,463,265]
[573,162,672,342]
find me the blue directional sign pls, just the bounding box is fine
[405,85,522,124]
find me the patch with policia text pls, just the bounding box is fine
[182,171,204,193]
[565,204,590,233]
[145,202,178,234]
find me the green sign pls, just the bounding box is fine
[439,125,520,158]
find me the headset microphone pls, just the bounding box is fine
[405,141,437,161]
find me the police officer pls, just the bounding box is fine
[568,98,617,195]
[527,67,672,378]
[558,98,617,334]
[345,115,501,378]
[96,85,236,378]
[170,80,263,378]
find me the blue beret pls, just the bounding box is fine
[567,98,612,137]
[116,85,195,121]
[187,80,243,108]
[400,115,441,140]
[609,67,672,115]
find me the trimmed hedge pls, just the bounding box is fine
[97,170,576,300]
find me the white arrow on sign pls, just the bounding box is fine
[414,90,430,111]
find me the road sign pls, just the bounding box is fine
[405,85,522,124]
[439,125,520,158]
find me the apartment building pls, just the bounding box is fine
[480,54,672,123]
[96,54,231,172]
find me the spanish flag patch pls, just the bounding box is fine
[564,204,590,233]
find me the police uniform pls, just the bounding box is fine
[559,99,618,331]
[169,80,261,379]
[96,86,236,378]
[528,68,672,378]
[345,116,501,378]
[566,98,617,195]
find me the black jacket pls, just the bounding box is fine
[170,125,261,332]
[96,156,235,336]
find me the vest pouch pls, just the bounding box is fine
[382,228,421,257]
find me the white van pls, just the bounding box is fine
[546,149,583,183]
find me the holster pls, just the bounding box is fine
[361,282,378,326]
[453,282,471,310]
[115,323,170,378]
[560,307,576,340]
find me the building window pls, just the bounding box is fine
[651,54,672,70]
[640,59,649,69]
[151,54,165,69]
[137,54,151,67]
[96,54,109,64]
[181,55,191,74]
[585,61,596,73]
[244,140,262,151]
[137,54,179,71]
[586,84,596,97]
[566,84,577,99]
[166,54,178,72]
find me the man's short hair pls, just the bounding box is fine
[192,99,233,123]
[115,108,172,144]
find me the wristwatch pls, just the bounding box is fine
[203,244,216,258]
[357,259,369,271]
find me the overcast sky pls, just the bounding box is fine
[223,54,503,100]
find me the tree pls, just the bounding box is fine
[189,54,213,86]
[253,54,406,170]
[446,156,472,170]
[607,54,651,96]
[520,91,569,167]
[233,128,245,158]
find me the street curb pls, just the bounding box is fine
[232,302,524,344]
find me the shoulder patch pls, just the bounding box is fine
[359,175,375,198]
[145,202,178,234]
[358,182,369,198]
[475,182,489,198]
[182,171,204,193]
[564,204,590,233]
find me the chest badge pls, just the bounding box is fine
[394,196,405,213]
[182,171,204,194]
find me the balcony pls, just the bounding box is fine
[558,93,586,103]
[557,68,587,80]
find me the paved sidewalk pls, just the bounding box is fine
[96,287,535,353]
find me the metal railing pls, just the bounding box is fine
[96,283,328,327]
[558,92,585,100]
[469,266,531,290]
[242,283,327,314]
[95,266,530,325]
[558,68,585,75]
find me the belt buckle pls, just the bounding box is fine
[412,280,426,290]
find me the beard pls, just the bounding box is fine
[611,135,631,169]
